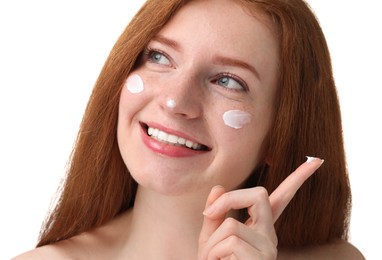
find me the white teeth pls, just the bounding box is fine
[158,131,167,141]
[178,137,186,145]
[185,140,193,149]
[147,126,203,150]
[167,134,178,144]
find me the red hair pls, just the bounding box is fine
[37,0,350,248]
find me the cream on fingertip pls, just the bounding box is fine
[306,156,317,163]
[306,156,324,165]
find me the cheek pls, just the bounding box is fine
[123,74,145,94]
[222,110,252,129]
[215,106,271,163]
[119,73,150,112]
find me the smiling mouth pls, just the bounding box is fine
[142,124,210,151]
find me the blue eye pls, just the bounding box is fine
[148,50,171,65]
[216,75,246,91]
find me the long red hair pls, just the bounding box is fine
[37,0,350,248]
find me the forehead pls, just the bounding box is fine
[161,0,276,42]
[154,0,279,81]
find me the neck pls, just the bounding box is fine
[121,185,210,260]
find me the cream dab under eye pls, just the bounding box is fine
[124,74,144,94]
[223,110,251,129]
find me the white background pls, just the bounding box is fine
[0,1,380,259]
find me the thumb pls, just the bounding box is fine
[198,185,226,253]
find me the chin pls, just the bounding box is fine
[129,168,203,197]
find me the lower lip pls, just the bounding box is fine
[140,126,207,158]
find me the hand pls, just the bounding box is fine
[198,157,324,260]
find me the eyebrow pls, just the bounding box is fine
[213,56,261,80]
[151,35,260,80]
[151,35,182,52]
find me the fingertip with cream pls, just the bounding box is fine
[306,156,325,167]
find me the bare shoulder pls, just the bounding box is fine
[12,230,112,260]
[11,244,73,260]
[13,212,131,260]
[278,239,365,260]
[12,233,104,260]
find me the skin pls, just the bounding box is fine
[13,0,364,259]
[117,0,279,197]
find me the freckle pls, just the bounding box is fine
[124,74,144,94]
[222,110,251,129]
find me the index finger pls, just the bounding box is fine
[269,156,324,223]
[198,185,226,247]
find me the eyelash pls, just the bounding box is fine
[143,47,172,66]
[142,47,249,92]
[213,73,249,92]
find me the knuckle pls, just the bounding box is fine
[226,235,242,248]
[222,217,239,233]
[212,193,230,213]
[219,192,232,207]
[255,186,269,199]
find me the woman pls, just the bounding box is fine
[14,0,364,259]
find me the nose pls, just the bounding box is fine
[158,75,204,119]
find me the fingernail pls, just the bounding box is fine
[203,205,215,216]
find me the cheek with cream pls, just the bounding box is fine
[124,74,144,94]
[223,110,251,129]
[166,99,177,109]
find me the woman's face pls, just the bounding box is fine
[117,0,279,195]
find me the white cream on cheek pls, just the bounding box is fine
[124,74,144,94]
[223,110,251,129]
[166,99,177,109]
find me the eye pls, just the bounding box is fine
[215,74,247,91]
[147,49,171,66]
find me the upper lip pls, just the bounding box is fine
[140,121,211,150]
